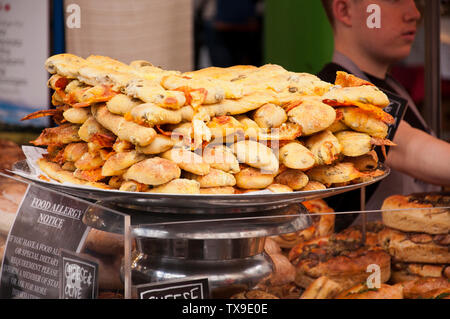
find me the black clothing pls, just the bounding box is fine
[317,63,428,132]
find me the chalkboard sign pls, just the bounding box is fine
[373,90,408,160]
[59,250,98,299]
[382,90,408,142]
[136,277,210,299]
[0,185,91,299]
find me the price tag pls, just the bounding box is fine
[59,250,98,299]
[136,277,210,299]
[0,185,91,299]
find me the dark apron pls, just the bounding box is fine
[332,51,440,213]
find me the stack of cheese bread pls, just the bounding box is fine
[378,193,450,298]
[22,54,394,194]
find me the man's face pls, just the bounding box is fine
[349,0,421,63]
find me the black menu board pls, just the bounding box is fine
[0,185,91,299]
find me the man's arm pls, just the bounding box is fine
[386,120,450,187]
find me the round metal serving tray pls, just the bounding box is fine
[12,160,390,215]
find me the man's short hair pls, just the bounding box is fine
[321,0,334,26]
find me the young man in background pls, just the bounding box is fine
[317,0,450,229]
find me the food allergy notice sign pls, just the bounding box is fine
[0,184,91,299]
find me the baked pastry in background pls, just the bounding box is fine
[0,139,26,171]
[416,287,450,299]
[378,192,449,299]
[378,228,449,264]
[401,277,450,299]
[270,199,335,249]
[336,283,403,299]
[300,276,341,299]
[230,289,279,299]
[381,193,450,235]
[288,222,390,291]
[390,262,449,283]
[379,193,449,265]
[0,179,27,236]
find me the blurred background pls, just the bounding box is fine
[0,0,449,147]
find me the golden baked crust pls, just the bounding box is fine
[274,169,309,190]
[147,179,200,194]
[101,150,145,177]
[199,186,235,195]
[123,157,181,186]
[230,289,279,299]
[38,158,111,189]
[305,130,341,166]
[270,199,335,249]
[381,193,450,235]
[23,53,391,194]
[322,85,390,108]
[416,287,450,299]
[391,262,449,283]
[234,165,274,189]
[266,183,293,193]
[287,98,336,136]
[184,168,236,188]
[306,162,363,187]
[401,277,450,299]
[336,283,403,299]
[339,106,389,138]
[161,148,210,176]
[294,249,390,287]
[278,141,316,170]
[378,227,450,264]
[288,224,391,290]
[300,276,342,299]
[345,150,379,171]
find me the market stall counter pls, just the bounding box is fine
[0,173,448,299]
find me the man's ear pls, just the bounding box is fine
[333,0,353,27]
